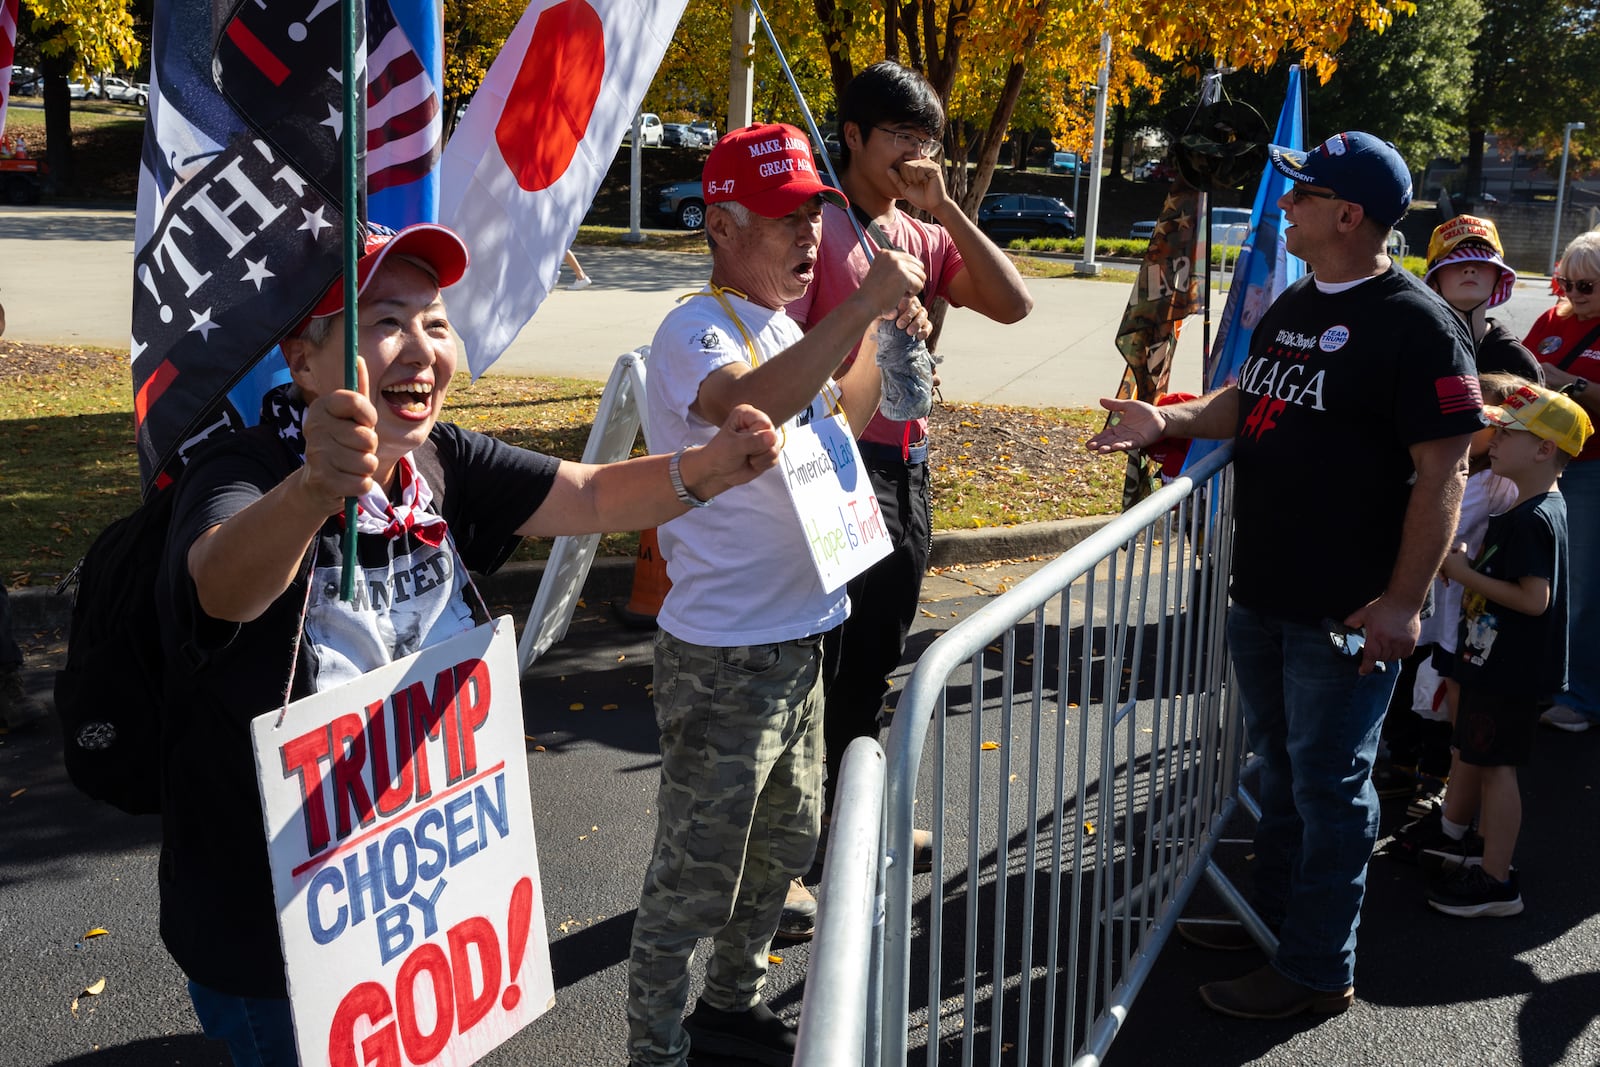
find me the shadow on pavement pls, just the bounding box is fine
[53,1034,226,1065]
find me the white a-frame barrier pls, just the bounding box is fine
[516,347,653,673]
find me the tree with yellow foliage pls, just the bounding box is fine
[18,0,141,192]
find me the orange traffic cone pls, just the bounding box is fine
[612,527,670,629]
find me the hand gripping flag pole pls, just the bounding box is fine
[340,0,361,601]
[748,0,935,422]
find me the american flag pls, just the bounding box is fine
[365,0,442,226]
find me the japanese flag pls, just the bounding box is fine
[439,0,685,377]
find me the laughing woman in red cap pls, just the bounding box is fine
[154,222,782,1066]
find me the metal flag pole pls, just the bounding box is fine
[339,0,361,601]
[747,0,874,263]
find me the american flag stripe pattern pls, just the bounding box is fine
[365,0,441,196]
[1436,374,1484,414]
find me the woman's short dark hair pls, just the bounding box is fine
[838,61,944,167]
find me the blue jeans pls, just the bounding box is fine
[1557,459,1600,721]
[188,981,297,1066]
[1226,605,1398,991]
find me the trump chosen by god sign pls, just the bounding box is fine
[252,617,554,1067]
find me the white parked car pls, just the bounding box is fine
[98,76,148,107]
[67,78,95,99]
[623,113,664,147]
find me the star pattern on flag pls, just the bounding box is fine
[320,103,343,138]
[299,206,332,238]
[188,307,220,341]
[241,257,275,290]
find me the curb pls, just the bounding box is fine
[8,516,1112,635]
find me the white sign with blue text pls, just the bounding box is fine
[251,617,554,1067]
[778,411,893,592]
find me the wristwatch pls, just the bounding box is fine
[669,447,712,508]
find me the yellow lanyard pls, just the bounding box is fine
[682,284,845,418]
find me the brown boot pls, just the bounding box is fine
[774,878,816,942]
[1199,963,1353,1019]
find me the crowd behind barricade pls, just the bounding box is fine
[7,67,1599,1067]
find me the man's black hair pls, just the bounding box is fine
[837,61,945,168]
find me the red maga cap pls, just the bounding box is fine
[701,123,848,219]
[305,222,470,321]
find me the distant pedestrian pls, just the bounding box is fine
[1089,132,1482,1019]
[565,248,593,289]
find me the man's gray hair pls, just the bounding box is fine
[706,200,753,251]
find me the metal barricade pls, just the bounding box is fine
[795,737,888,1067]
[868,441,1244,1066]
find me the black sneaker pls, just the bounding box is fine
[1427,865,1523,918]
[683,1000,796,1066]
[1420,829,1484,876]
[1385,809,1475,865]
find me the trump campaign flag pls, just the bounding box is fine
[1184,66,1306,474]
[439,0,687,377]
[131,0,366,490]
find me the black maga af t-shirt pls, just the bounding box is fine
[1229,265,1483,623]
[1457,491,1569,697]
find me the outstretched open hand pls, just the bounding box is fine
[1085,397,1165,455]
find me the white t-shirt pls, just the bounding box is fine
[1419,467,1519,652]
[646,290,848,646]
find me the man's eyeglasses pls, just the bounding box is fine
[1289,186,1339,203]
[873,126,941,158]
[1557,276,1597,297]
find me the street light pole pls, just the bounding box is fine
[1550,120,1585,274]
[1075,31,1111,276]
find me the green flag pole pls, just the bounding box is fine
[339,0,361,601]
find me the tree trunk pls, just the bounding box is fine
[1106,103,1126,184]
[813,0,856,104]
[40,54,73,195]
[884,0,898,62]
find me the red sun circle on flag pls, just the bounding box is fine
[496,0,606,193]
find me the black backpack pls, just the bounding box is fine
[53,486,181,815]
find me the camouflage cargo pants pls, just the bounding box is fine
[625,631,826,1066]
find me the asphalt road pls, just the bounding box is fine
[4,562,1598,1066]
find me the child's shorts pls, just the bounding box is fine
[1453,684,1539,766]
[1429,644,1455,680]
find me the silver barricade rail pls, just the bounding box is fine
[861,442,1243,1066]
[795,737,888,1067]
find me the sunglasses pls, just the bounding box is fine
[1321,619,1388,672]
[1557,276,1597,296]
[1289,186,1339,203]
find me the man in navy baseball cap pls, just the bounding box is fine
[1088,126,1481,1020]
[1268,131,1413,228]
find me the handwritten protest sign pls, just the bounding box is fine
[251,617,553,1067]
[778,412,893,592]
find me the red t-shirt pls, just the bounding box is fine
[1523,307,1600,462]
[786,201,965,447]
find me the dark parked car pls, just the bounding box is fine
[662,123,696,148]
[977,193,1076,240]
[657,179,706,230]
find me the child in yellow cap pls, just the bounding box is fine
[1428,384,1593,917]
